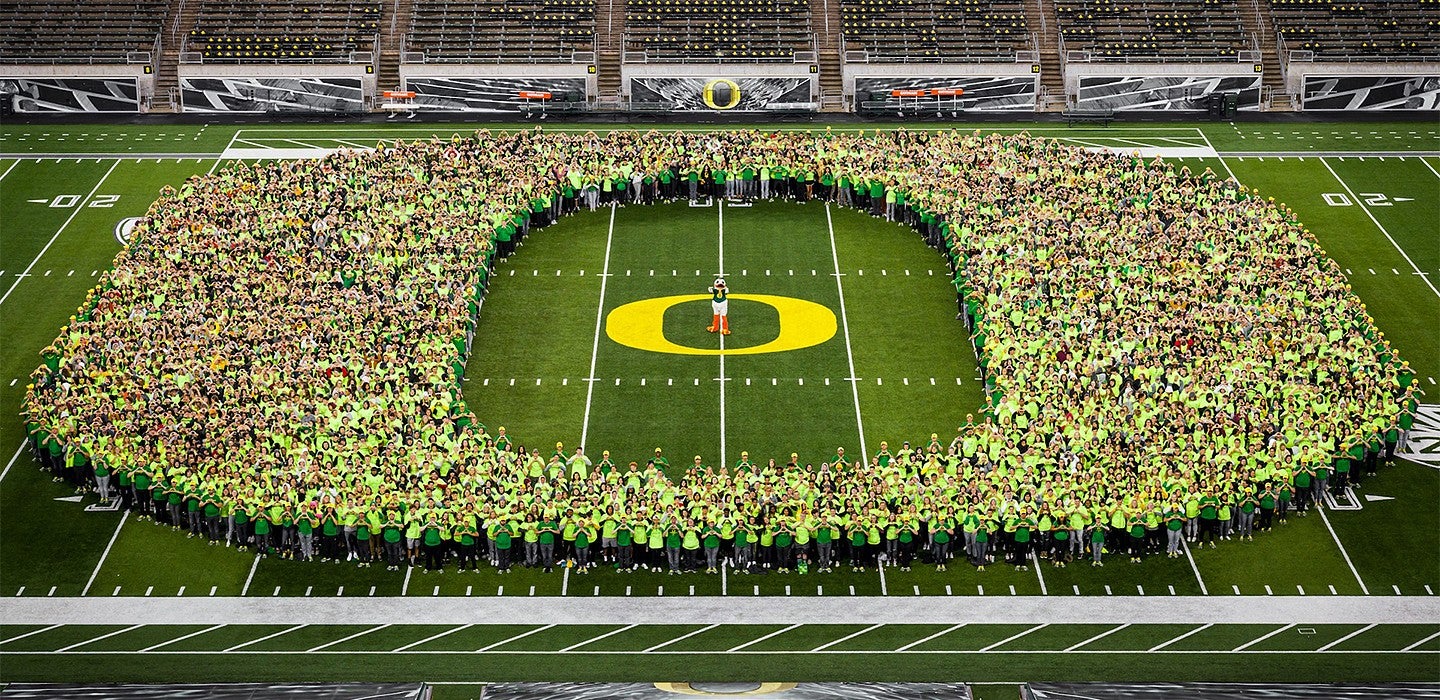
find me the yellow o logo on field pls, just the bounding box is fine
[702,79,742,110]
[606,294,836,356]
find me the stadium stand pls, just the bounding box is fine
[1055,0,1250,60]
[406,0,595,62]
[1269,0,1440,59]
[0,0,167,62]
[623,0,814,61]
[839,0,1031,62]
[185,0,382,62]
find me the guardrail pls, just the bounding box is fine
[401,44,594,65]
[1063,50,1259,64]
[179,34,383,65]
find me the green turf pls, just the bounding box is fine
[0,122,1437,688]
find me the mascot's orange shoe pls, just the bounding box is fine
[720,317,730,335]
[707,314,720,333]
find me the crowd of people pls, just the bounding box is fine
[23,128,1418,575]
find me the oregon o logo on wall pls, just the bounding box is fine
[702,79,742,110]
[606,294,836,355]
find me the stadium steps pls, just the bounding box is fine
[1028,0,1067,110]
[376,0,414,95]
[1246,0,1293,111]
[809,0,844,110]
[595,0,624,100]
[153,0,202,113]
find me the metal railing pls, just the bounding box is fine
[170,0,189,42]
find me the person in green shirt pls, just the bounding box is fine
[702,522,721,574]
[421,516,445,573]
[664,519,684,574]
[382,512,404,570]
[538,514,559,573]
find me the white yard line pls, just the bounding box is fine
[1320,157,1439,299]
[1147,623,1213,652]
[1318,506,1371,595]
[0,439,27,484]
[476,624,555,652]
[579,203,617,451]
[895,623,966,651]
[726,623,801,652]
[1316,623,1378,651]
[80,510,128,596]
[810,623,883,652]
[1063,623,1130,651]
[53,624,142,652]
[1032,551,1048,595]
[306,624,390,652]
[1401,629,1440,652]
[240,554,261,596]
[0,624,61,646]
[139,623,226,652]
[978,623,1048,651]
[1232,623,1295,652]
[208,131,239,175]
[223,624,306,652]
[0,159,119,307]
[878,559,887,595]
[393,624,472,652]
[717,202,727,468]
[1195,128,1237,182]
[825,203,868,459]
[644,623,719,652]
[559,623,636,652]
[1422,157,1440,180]
[0,159,19,182]
[1181,539,1209,595]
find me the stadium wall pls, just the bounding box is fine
[177,64,374,113]
[400,63,593,112]
[843,63,1039,112]
[622,63,817,112]
[0,65,151,113]
[1284,62,1440,111]
[1065,62,1263,111]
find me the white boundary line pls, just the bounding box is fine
[1063,623,1130,651]
[476,624,555,652]
[0,158,119,307]
[726,623,801,652]
[1320,157,1439,299]
[0,439,27,484]
[579,203,617,451]
[223,624,306,652]
[1317,506,1370,595]
[306,624,390,652]
[978,623,1048,651]
[1147,623,1212,652]
[717,201,727,468]
[392,624,472,652]
[80,510,128,596]
[139,623,227,652]
[643,624,719,652]
[2,648,1432,656]
[811,623,883,652]
[53,624,142,653]
[825,203,868,459]
[895,623,965,651]
[0,624,61,646]
[1317,623,1378,651]
[1232,623,1294,652]
[558,623,636,652]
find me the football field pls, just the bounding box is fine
[0,120,1437,688]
